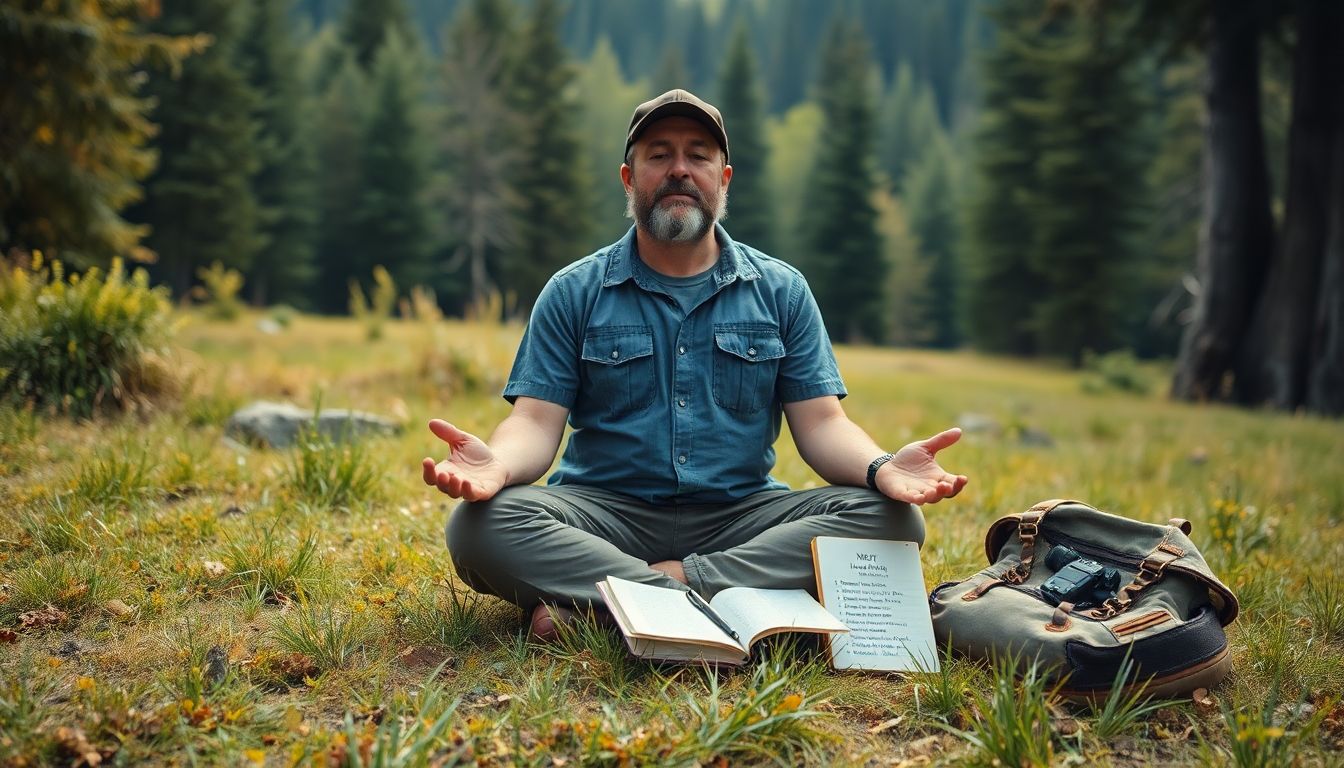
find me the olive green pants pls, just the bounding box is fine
[445,484,925,609]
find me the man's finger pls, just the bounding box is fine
[920,427,962,454]
[421,457,437,486]
[428,419,471,447]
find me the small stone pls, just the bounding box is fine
[1189,447,1209,465]
[202,561,228,579]
[957,412,1003,435]
[56,639,82,658]
[1018,427,1055,448]
[256,318,283,335]
[218,505,246,518]
[225,401,402,449]
[204,645,229,687]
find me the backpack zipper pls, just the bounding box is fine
[1038,527,1144,569]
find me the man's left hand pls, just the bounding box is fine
[875,428,968,505]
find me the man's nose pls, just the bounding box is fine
[667,152,692,178]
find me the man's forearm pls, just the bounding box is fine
[487,411,565,487]
[791,410,886,488]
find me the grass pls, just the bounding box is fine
[1,310,1342,765]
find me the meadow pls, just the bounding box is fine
[1,310,1342,766]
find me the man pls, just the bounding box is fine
[422,89,967,640]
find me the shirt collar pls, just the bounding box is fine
[602,223,763,289]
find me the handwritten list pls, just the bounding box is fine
[812,537,939,672]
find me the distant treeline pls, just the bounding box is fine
[11,0,1327,383]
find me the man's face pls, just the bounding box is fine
[622,117,732,243]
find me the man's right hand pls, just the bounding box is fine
[421,419,508,501]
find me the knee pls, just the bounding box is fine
[841,489,927,547]
[443,486,541,571]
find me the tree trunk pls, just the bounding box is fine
[1306,41,1344,415]
[1235,0,1341,409]
[1170,0,1275,402]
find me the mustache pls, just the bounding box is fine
[655,180,704,203]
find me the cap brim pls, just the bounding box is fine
[626,104,729,162]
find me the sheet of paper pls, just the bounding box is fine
[602,576,736,647]
[813,537,940,672]
[711,587,848,645]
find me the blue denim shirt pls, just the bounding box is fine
[503,224,846,504]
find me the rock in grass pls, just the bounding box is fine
[225,401,402,448]
[204,645,229,687]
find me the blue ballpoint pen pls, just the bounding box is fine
[686,589,741,642]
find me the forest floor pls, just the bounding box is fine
[2,311,1342,766]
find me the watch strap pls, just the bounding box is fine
[866,452,895,490]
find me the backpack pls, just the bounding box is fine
[928,499,1239,699]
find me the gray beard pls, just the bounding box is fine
[649,202,707,242]
[626,190,728,244]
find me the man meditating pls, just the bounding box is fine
[421,89,968,640]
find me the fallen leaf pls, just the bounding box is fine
[104,599,134,617]
[19,604,68,630]
[0,628,16,643]
[1192,687,1218,717]
[868,716,904,734]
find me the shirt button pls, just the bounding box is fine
[747,347,757,356]
[677,455,687,464]
[678,345,686,355]
[678,398,687,408]
[610,350,619,359]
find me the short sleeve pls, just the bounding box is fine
[502,277,580,407]
[776,275,847,402]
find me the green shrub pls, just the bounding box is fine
[0,254,176,416]
[194,261,244,320]
[1080,349,1151,395]
[349,265,396,341]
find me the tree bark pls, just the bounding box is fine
[1170,0,1275,402]
[1306,50,1344,415]
[1235,0,1341,409]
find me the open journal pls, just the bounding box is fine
[596,575,849,664]
[811,536,940,672]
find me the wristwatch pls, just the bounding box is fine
[866,452,895,490]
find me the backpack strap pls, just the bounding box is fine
[1002,499,1072,585]
[1086,529,1187,620]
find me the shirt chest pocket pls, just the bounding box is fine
[581,326,656,417]
[712,325,785,414]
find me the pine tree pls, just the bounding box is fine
[879,63,943,189]
[876,188,934,346]
[964,0,1054,355]
[0,2,196,267]
[1022,6,1150,364]
[134,0,263,299]
[966,0,1149,363]
[340,0,414,70]
[239,0,316,307]
[312,49,369,314]
[353,28,433,293]
[717,23,775,253]
[652,44,691,93]
[902,136,961,348]
[435,0,523,309]
[574,38,648,237]
[504,0,594,310]
[799,18,885,343]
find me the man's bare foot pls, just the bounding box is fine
[529,603,574,642]
[528,603,617,643]
[650,559,688,585]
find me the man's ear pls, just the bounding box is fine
[721,164,733,189]
[620,163,633,193]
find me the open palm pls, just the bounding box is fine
[420,419,508,501]
[873,428,968,505]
